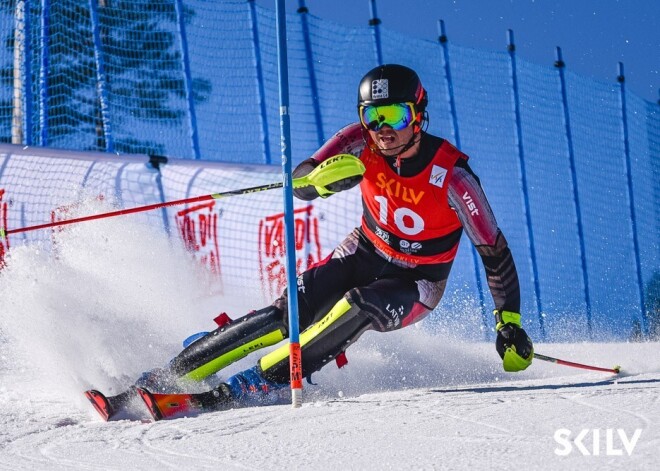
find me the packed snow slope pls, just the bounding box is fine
[1,211,658,470]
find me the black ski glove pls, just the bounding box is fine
[292,159,320,200]
[324,173,363,193]
[494,310,534,372]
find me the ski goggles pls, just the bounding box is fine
[358,102,417,131]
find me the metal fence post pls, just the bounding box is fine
[174,0,201,159]
[297,0,324,146]
[617,62,648,336]
[555,46,592,336]
[247,0,271,164]
[38,0,50,146]
[368,0,383,65]
[507,29,544,337]
[438,19,488,336]
[88,0,114,153]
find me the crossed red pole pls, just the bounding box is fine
[0,181,284,239]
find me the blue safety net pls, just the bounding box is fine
[0,0,657,340]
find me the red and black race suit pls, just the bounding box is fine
[359,138,466,265]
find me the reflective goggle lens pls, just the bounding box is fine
[359,103,416,131]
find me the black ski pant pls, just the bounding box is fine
[169,227,454,384]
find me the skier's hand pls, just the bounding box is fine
[494,310,533,372]
[293,159,321,200]
[292,157,363,200]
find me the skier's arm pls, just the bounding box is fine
[447,161,520,313]
[293,123,365,201]
[448,161,533,371]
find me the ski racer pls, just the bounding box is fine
[142,64,534,406]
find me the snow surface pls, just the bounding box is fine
[1,209,658,470]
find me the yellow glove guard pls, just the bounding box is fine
[502,345,534,372]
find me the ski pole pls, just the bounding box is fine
[534,352,621,374]
[0,153,364,238]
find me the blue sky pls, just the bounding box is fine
[257,0,659,103]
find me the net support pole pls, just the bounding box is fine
[555,46,592,337]
[438,19,488,338]
[248,0,272,164]
[275,0,303,408]
[617,62,648,336]
[368,0,383,66]
[174,0,201,160]
[12,0,26,144]
[296,0,318,271]
[38,0,50,146]
[296,0,324,147]
[88,0,114,153]
[21,0,34,146]
[507,29,545,339]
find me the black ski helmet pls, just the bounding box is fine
[357,64,428,112]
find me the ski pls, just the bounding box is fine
[84,386,138,421]
[136,385,234,421]
[136,388,202,421]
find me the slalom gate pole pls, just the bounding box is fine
[275,0,303,408]
[534,353,621,374]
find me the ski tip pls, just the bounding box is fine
[136,387,163,422]
[84,389,112,421]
